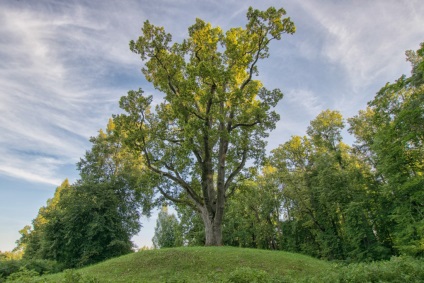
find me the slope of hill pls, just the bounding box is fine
[40,246,331,282]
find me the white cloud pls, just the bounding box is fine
[0,3,142,184]
[286,88,322,117]
[1,0,422,186]
[297,0,424,89]
[0,165,62,186]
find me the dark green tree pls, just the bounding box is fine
[21,179,71,261]
[20,119,154,267]
[349,42,424,256]
[44,181,139,267]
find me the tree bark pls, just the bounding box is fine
[201,207,223,246]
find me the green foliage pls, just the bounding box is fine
[5,267,39,282]
[175,205,205,246]
[0,259,62,283]
[152,207,183,249]
[21,181,135,266]
[116,6,295,245]
[19,119,154,267]
[223,171,282,250]
[0,251,22,262]
[301,256,424,283]
[348,42,424,256]
[77,118,154,216]
[35,181,137,267]
[270,110,390,261]
[0,260,20,282]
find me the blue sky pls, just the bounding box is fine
[1,0,423,252]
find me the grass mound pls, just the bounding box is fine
[11,247,423,282]
[38,246,329,282]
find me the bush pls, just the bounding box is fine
[5,267,39,282]
[300,256,424,283]
[227,267,270,283]
[0,259,63,283]
[0,260,20,282]
[22,259,64,276]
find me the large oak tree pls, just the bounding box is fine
[116,7,295,245]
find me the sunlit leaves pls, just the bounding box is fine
[117,6,295,245]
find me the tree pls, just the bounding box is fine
[11,225,31,259]
[21,179,71,260]
[115,7,295,245]
[223,167,283,250]
[348,42,424,256]
[175,204,205,246]
[77,118,154,217]
[152,206,183,249]
[48,181,139,267]
[270,110,390,260]
[20,180,140,267]
[19,119,154,267]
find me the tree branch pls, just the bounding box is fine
[156,185,198,212]
[224,148,248,192]
[190,138,203,164]
[189,108,206,121]
[138,125,203,207]
[230,119,261,131]
[164,138,184,145]
[153,53,179,97]
[239,29,268,91]
[161,163,203,206]
[225,174,249,199]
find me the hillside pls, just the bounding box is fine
[40,246,331,282]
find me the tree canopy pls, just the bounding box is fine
[115,6,295,245]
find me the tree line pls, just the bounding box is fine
[6,6,423,269]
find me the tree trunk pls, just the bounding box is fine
[201,208,223,246]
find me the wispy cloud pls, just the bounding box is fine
[0,0,423,187]
[285,88,322,117]
[0,1,145,185]
[0,157,63,186]
[297,0,424,90]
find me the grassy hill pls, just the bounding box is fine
[39,246,331,282]
[11,246,422,282]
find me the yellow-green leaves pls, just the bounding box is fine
[246,7,295,40]
[119,7,295,245]
[307,109,344,150]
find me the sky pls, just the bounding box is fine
[0,0,423,252]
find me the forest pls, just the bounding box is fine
[1,6,423,282]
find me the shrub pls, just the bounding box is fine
[227,267,270,283]
[300,256,424,283]
[0,259,63,283]
[0,260,20,282]
[5,267,39,282]
[21,259,64,275]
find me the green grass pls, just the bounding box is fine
[7,247,424,282]
[38,246,331,282]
